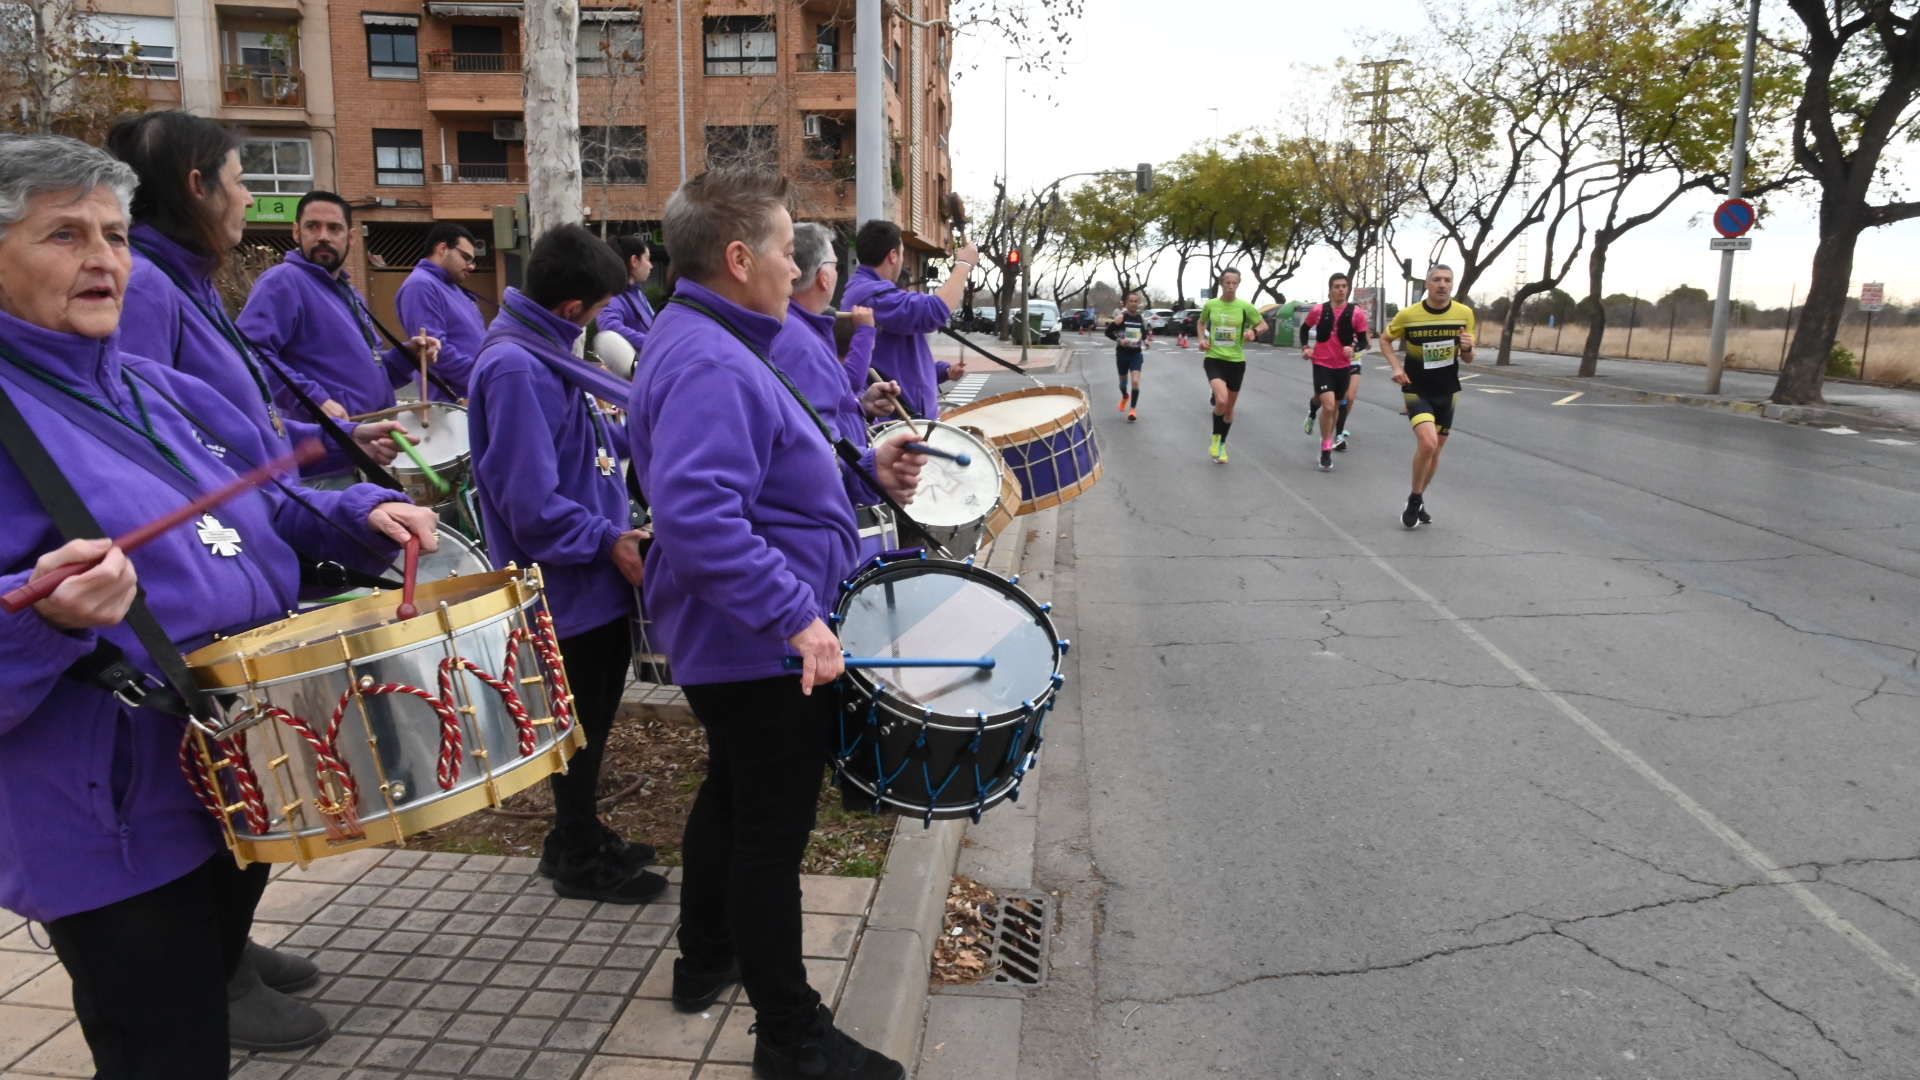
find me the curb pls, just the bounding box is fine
[1479,366,1913,431]
[834,519,1034,1075]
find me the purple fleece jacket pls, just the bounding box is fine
[238,250,413,418]
[0,308,401,923]
[627,281,861,686]
[121,225,356,474]
[839,265,952,418]
[395,260,486,400]
[772,301,879,507]
[598,284,656,358]
[468,289,634,639]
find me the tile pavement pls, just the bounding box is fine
[0,848,876,1080]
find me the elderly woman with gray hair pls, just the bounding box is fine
[0,134,436,1076]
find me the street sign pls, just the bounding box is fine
[245,194,300,224]
[1713,197,1756,238]
[1709,237,1752,251]
[1860,282,1885,312]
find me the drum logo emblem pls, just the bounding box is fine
[196,514,243,557]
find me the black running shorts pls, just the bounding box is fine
[1402,391,1457,436]
[1312,365,1352,401]
[1116,348,1144,373]
[1203,357,1247,393]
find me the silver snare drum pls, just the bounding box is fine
[868,420,1017,557]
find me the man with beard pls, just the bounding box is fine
[238,192,438,422]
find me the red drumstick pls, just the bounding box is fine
[1,439,326,614]
[395,533,422,620]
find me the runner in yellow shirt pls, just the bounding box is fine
[1198,268,1269,464]
[1382,264,1476,528]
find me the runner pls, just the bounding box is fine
[1381,264,1476,527]
[1199,269,1268,463]
[1106,290,1150,421]
[1299,272,1369,471]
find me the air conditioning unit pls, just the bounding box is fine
[803,114,824,138]
[492,119,526,142]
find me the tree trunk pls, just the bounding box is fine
[1497,282,1550,366]
[1577,235,1612,377]
[1772,206,1864,405]
[523,0,582,238]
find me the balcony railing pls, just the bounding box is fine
[433,161,528,183]
[795,50,854,73]
[221,65,304,108]
[425,51,523,74]
[792,156,856,183]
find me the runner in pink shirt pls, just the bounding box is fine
[1299,272,1369,471]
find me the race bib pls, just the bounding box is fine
[1419,340,1457,368]
[1122,326,1143,346]
[1212,316,1239,341]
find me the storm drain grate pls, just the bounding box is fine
[985,889,1052,987]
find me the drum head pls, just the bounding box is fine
[358,402,471,472]
[836,560,1058,721]
[941,386,1088,442]
[410,526,489,581]
[870,421,1004,528]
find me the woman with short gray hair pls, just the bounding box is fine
[0,133,436,1077]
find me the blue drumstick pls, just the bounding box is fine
[904,441,971,467]
[783,655,996,671]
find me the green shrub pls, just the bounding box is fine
[1827,344,1858,378]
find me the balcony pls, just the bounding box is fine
[424,52,524,112]
[793,51,855,111]
[795,50,854,73]
[432,161,528,184]
[219,65,306,121]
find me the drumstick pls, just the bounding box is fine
[394,534,422,620]
[389,429,451,494]
[783,655,996,672]
[2,439,326,614]
[867,368,932,439]
[417,326,430,420]
[904,441,970,467]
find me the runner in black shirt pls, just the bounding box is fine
[1106,290,1151,422]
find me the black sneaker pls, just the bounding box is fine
[1335,430,1350,451]
[754,1004,905,1080]
[539,825,657,879]
[1401,498,1424,529]
[671,956,741,1013]
[1417,504,1432,525]
[549,851,669,905]
[1318,449,1333,472]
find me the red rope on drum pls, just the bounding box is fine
[528,612,575,733]
[438,652,534,762]
[278,701,364,840]
[175,723,272,834]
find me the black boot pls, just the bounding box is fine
[753,1003,904,1080]
[539,823,657,880]
[671,956,740,1013]
[546,841,668,905]
[227,956,329,1052]
[245,940,320,993]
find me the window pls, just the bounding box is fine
[373,129,425,186]
[583,126,647,183]
[703,15,775,76]
[82,14,178,80]
[704,125,777,170]
[579,20,643,75]
[888,43,901,88]
[238,138,312,194]
[365,21,418,79]
[224,28,294,72]
[812,22,839,72]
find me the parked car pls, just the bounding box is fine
[1145,308,1174,333]
[1169,307,1202,336]
[971,305,998,332]
[1012,300,1062,345]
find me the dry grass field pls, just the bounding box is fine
[1501,322,1920,387]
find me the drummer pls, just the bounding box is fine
[842,219,973,419]
[597,234,658,359]
[628,168,922,1079]
[107,110,407,481]
[237,191,440,422]
[0,134,437,1075]
[394,222,487,401]
[466,224,665,904]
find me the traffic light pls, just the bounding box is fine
[1136,163,1153,194]
[1401,257,1415,281]
[1008,248,1021,266]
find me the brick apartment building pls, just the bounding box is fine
[85,0,954,322]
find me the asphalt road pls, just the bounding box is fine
[1008,338,1920,1079]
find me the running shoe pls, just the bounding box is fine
[1319,448,1333,471]
[1303,412,1315,434]
[1335,430,1350,452]
[1401,497,1423,529]
[1118,394,1128,413]
[1128,409,1138,423]
[1417,504,1432,525]
[1217,444,1230,464]
[1209,434,1221,460]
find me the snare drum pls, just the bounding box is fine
[354,401,472,507]
[303,527,490,610]
[869,420,1018,557]
[830,555,1067,822]
[941,386,1102,514]
[182,567,584,864]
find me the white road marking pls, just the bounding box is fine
[940,374,991,407]
[1476,388,1515,395]
[1870,438,1915,446]
[1553,392,1584,406]
[1822,426,1859,436]
[1458,372,1481,381]
[1246,454,1920,998]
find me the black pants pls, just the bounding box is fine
[45,853,268,1079]
[549,617,634,849]
[678,677,834,1039]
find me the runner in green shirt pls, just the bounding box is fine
[1199,268,1268,463]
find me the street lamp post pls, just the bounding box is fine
[1704,0,1761,394]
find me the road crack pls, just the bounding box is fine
[1744,974,1862,1063]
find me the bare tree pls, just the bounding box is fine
[0,0,146,143]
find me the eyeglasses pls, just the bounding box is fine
[454,248,477,265]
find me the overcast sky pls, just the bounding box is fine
[947,0,1917,310]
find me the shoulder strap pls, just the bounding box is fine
[0,384,209,719]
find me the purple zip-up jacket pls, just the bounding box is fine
[0,309,401,923]
[627,281,863,686]
[840,265,951,418]
[468,289,634,639]
[598,284,656,358]
[238,250,413,418]
[773,301,879,507]
[395,260,486,400]
[838,306,880,397]
[121,224,357,474]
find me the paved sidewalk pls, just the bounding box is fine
[0,850,875,1079]
[1484,348,1920,430]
